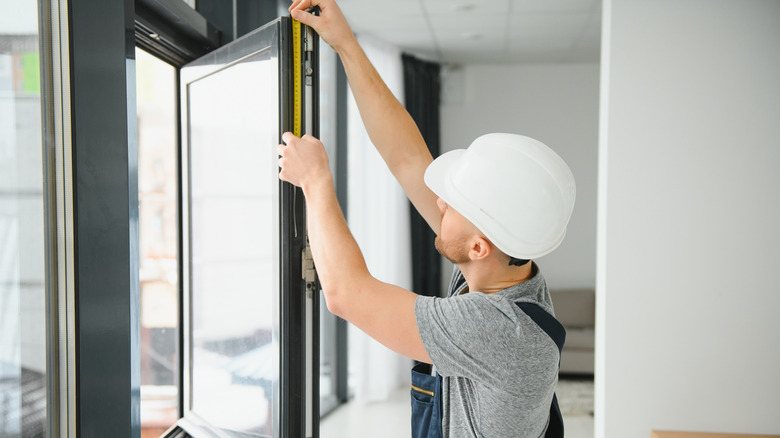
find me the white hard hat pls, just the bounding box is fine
[424,133,576,260]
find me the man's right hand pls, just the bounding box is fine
[289,0,357,54]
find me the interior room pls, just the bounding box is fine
[320,1,600,437]
[1,0,778,437]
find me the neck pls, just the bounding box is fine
[457,260,534,294]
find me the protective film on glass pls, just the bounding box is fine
[187,47,280,437]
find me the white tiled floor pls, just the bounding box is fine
[321,378,594,437]
[321,388,410,438]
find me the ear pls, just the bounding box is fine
[468,236,492,261]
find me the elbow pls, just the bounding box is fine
[323,286,345,319]
[321,272,372,321]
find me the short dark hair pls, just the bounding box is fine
[508,257,530,267]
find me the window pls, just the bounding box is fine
[185,46,281,436]
[134,5,350,435]
[0,2,49,436]
[136,47,180,437]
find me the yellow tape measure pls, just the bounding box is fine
[292,18,302,138]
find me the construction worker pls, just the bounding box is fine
[279,1,576,437]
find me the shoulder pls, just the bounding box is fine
[415,292,499,329]
[416,291,543,346]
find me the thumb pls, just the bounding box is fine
[282,131,298,146]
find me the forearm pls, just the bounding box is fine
[337,39,433,172]
[289,1,442,233]
[300,176,430,362]
[336,39,442,232]
[301,177,370,315]
[279,129,430,362]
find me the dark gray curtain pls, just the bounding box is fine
[403,54,442,297]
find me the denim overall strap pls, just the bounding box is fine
[410,362,443,438]
[516,302,566,438]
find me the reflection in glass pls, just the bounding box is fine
[136,48,180,437]
[188,49,279,436]
[0,2,47,437]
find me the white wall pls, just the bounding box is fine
[597,1,780,436]
[441,63,600,291]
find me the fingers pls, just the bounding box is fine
[277,143,285,171]
[291,8,320,27]
[289,0,308,12]
[290,0,322,12]
[281,131,298,145]
[289,0,303,11]
[281,131,325,154]
[290,0,324,27]
[278,151,293,183]
[289,0,320,15]
[278,131,329,187]
[283,132,321,147]
[279,133,294,175]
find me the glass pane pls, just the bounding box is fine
[187,49,279,437]
[136,48,180,437]
[0,2,48,437]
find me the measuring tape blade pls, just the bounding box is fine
[292,18,302,138]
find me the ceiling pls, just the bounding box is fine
[337,0,602,65]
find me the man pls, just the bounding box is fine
[278,1,576,436]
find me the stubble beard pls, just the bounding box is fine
[434,235,470,265]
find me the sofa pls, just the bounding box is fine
[549,289,595,375]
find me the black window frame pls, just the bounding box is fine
[66,0,348,432]
[35,0,344,435]
[131,0,349,432]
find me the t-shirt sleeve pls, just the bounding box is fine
[415,293,520,383]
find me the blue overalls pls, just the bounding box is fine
[410,300,566,438]
[410,362,443,438]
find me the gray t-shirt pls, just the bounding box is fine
[414,264,559,438]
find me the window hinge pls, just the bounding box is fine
[302,244,317,298]
[304,26,314,85]
[304,25,314,53]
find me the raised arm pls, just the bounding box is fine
[290,0,442,234]
[278,133,431,363]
